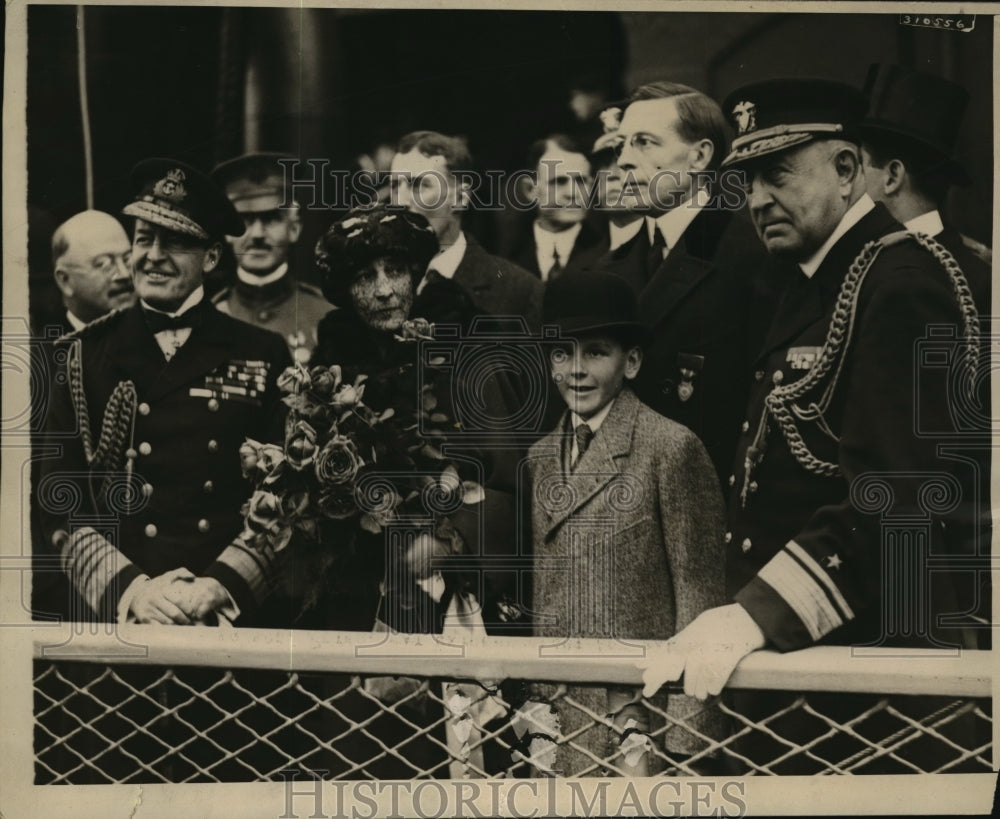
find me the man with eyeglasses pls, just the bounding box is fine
[51,210,136,333]
[35,158,291,627]
[591,81,773,485]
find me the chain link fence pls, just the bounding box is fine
[32,627,993,782]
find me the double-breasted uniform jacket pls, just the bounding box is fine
[35,301,292,620]
[589,207,776,485]
[527,388,727,767]
[727,202,983,653]
[454,234,544,333]
[506,219,605,280]
[212,269,334,365]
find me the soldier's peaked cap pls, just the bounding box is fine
[211,152,298,211]
[721,79,868,168]
[123,158,244,240]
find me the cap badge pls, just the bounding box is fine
[599,106,622,134]
[153,168,188,203]
[732,101,757,136]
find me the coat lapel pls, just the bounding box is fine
[637,207,731,326]
[453,235,496,299]
[542,392,638,540]
[105,305,169,395]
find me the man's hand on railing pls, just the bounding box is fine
[673,604,767,700]
[639,604,767,700]
[168,577,236,624]
[128,568,197,625]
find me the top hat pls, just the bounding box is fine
[721,79,868,168]
[858,64,971,185]
[543,270,648,346]
[211,151,298,213]
[122,158,244,240]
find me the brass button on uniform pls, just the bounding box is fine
[138,402,151,416]
[772,370,784,385]
[144,523,158,538]
[203,480,214,493]
[125,448,138,460]
[754,370,765,382]
[724,532,733,544]
[197,519,211,533]
[142,483,154,498]
[207,398,220,412]
[728,474,735,486]
[742,538,752,553]
[741,420,750,433]
[749,481,758,494]
[138,442,152,456]
[207,440,219,453]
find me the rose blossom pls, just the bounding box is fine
[317,488,357,520]
[314,435,363,488]
[277,363,312,394]
[239,440,261,478]
[330,383,365,413]
[309,365,341,399]
[285,420,319,470]
[258,444,285,476]
[245,490,283,533]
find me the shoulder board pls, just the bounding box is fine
[55,306,128,344]
[295,281,326,298]
[211,287,233,304]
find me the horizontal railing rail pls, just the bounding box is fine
[31,625,993,696]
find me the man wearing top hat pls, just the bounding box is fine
[211,152,334,364]
[35,158,292,625]
[858,64,990,311]
[638,80,983,770]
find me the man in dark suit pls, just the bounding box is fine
[35,158,292,625]
[596,81,772,483]
[211,152,334,364]
[389,131,543,331]
[858,64,990,311]
[505,134,602,281]
[859,64,992,643]
[642,81,984,772]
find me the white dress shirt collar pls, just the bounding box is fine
[609,218,644,252]
[66,310,86,331]
[904,209,945,238]
[798,194,876,278]
[647,187,711,258]
[141,285,205,318]
[427,231,468,280]
[533,221,582,280]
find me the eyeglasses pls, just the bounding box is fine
[86,252,132,274]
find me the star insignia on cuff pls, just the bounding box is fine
[826,553,843,570]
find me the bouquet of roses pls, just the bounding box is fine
[235,319,485,617]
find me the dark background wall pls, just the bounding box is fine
[26,7,993,326]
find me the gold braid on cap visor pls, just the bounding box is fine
[722,122,844,168]
[123,198,211,240]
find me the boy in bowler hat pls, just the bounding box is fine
[522,270,726,776]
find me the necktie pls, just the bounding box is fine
[574,423,594,467]
[646,225,667,273]
[547,246,564,282]
[143,305,203,334]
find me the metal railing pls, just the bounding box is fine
[32,626,993,782]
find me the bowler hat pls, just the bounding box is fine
[543,270,648,346]
[123,158,244,240]
[721,79,868,168]
[211,151,298,212]
[858,64,971,185]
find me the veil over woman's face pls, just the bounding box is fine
[348,256,415,333]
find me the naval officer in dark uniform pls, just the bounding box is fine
[211,152,334,364]
[36,158,293,625]
[639,82,983,772]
